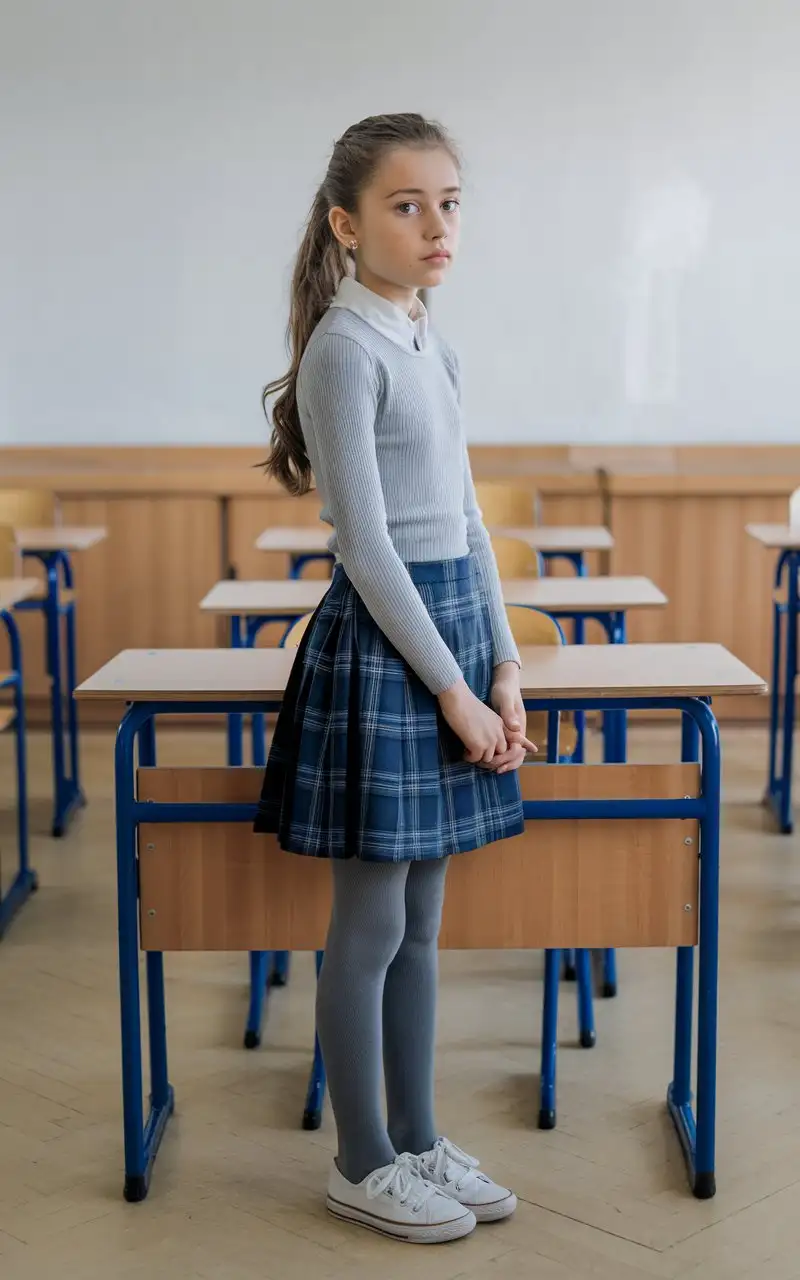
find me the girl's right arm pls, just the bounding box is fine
[301,331,465,694]
[300,332,508,761]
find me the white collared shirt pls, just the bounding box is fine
[329,275,428,353]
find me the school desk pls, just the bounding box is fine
[0,578,39,936]
[14,526,107,835]
[746,524,800,833]
[76,641,765,1204]
[199,574,667,770]
[255,524,615,579]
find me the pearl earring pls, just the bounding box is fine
[349,240,358,251]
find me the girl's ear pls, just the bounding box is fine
[328,206,358,250]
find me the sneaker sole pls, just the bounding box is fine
[327,1196,477,1244]
[467,1193,518,1223]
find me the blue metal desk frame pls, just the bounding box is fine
[16,548,84,836]
[766,548,799,834]
[112,691,720,1205]
[0,605,35,936]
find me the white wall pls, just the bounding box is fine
[2,0,799,446]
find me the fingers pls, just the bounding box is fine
[479,743,527,774]
[503,726,538,754]
[498,744,527,773]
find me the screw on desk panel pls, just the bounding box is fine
[684,837,693,845]
[147,909,156,917]
[684,904,692,912]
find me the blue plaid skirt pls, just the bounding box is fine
[253,555,524,862]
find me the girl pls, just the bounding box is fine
[255,113,534,1245]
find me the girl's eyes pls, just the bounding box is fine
[394,199,461,216]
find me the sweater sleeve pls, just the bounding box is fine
[299,332,464,695]
[461,440,522,669]
[440,341,521,670]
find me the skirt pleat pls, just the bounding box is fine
[253,555,524,862]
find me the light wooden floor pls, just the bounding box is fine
[1,724,800,1279]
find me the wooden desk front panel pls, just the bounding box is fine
[137,763,699,952]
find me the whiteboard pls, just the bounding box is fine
[2,0,799,446]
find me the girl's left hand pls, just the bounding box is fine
[484,663,537,772]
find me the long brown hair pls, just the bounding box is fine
[262,113,460,495]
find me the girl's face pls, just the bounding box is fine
[330,146,461,302]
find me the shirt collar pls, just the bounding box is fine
[329,276,428,352]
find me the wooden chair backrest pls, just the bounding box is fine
[282,614,312,649]
[0,524,20,578]
[0,490,58,527]
[490,536,543,578]
[475,482,536,527]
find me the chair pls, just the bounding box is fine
[0,491,75,606]
[0,524,21,579]
[490,534,544,580]
[0,490,58,527]
[475,482,538,527]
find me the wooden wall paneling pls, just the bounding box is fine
[229,493,329,650]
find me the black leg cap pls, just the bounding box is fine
[580,1028,597,1049]
[694,1170,716,1200]
[31,872,39,892]
[302,1109,322,1131]
[243,1030,261,1050]
[563,964,577,982]
[124,1174,148,1203]
[602,982,617,998]
[538,1108,556,1130]
[52,822,64,838]
[270,972,288,989]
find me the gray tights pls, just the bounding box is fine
[315,857,449,1185]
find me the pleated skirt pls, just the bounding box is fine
[253,555,524,862]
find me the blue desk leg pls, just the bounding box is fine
[244,951,273,1049]
[36,551,85,836]
[303,950,328,1130]
[0,608,37,938]
[137,718,170,1117]
[61,550,82,814]
[116,706,174,1202]
[767,583,783,810]
[672,712,700,1130]
[539,948,561,1129]
[596,610,628,998]
[667,700,720,1199]
[239,612,290,1050]
[768,552,798,834]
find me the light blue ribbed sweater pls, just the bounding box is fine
[296,282,520,694]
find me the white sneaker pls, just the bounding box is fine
[327,1153,477,1244]
[413,1137,517,1223]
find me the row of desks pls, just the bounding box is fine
[75,641,764,1204]
[8,516,799,1210]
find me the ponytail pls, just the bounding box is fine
[262,113,460,495]
[261,190,346,495]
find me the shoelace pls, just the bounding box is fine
[365,1154,439,1212]
[421,1138,481,1192]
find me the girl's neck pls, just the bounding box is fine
[354,265,417,316]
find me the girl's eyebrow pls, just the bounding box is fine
[384,186,462,200]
